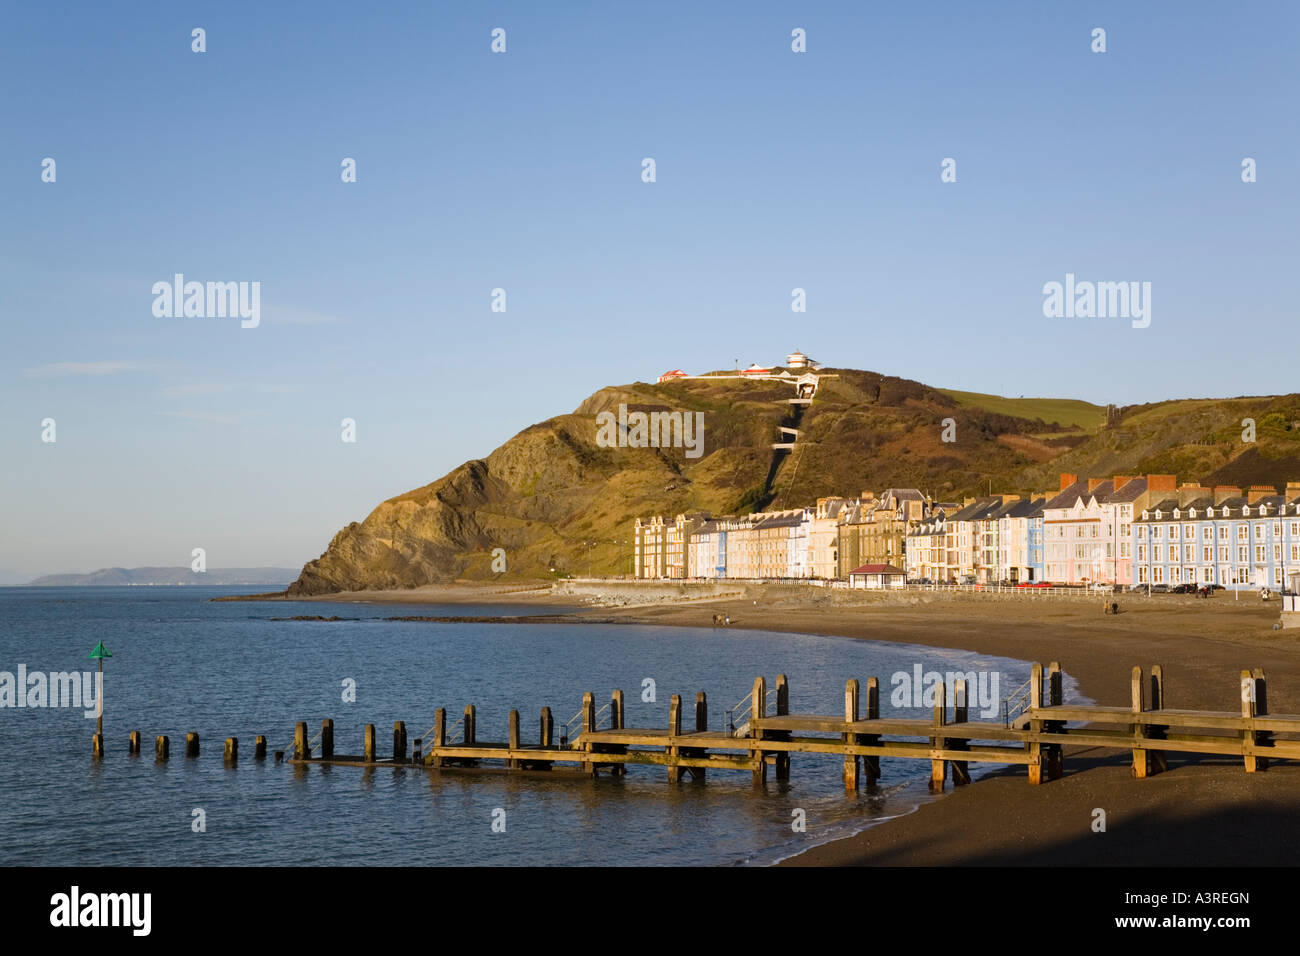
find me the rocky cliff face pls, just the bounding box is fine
[287,370,1300,595]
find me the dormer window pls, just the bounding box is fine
[1154,510,1163,520]
[1173,509,1181,519]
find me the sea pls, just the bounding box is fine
[0,586,1081,866]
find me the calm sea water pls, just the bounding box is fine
[0,587,1079,866]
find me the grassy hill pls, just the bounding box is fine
[287,369,1300,594]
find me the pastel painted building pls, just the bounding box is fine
[1133,482,1300,590]
[1042,474,1163,585]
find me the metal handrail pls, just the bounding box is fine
[726,689,755,737]
[1002,676,1036,727]
[443,715,465,745]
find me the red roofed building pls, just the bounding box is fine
[739,363,771,376]
[657,369,688,383]
[847,563,907,589]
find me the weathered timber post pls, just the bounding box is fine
[412,737,423,762]
[689,691,708,781]
[1254,668,1271,771]
[951,679,971,785]
[185,732,200,758]
[224,737,238,763]
[843,678,860,790]
[392,721,407,763]
[508,709,521,769]
[667,694,683,783]
[321,719,334,761]
[465,705,477,746]
[155,735,169,762]
[92,733,104,759]
[930,679,948,792]
[611,689,626,776]
[774,675,791,780]
[1045,661,1065,780]
[255,735,267,760]
[1130,666,1149,778]
[864,676,881,784]
[751,676,767,786]
[429,710,444,768]
[295,722,309,760]
[540,707,553,748]
[128,730,141,755]
[1146,664,1168,774]
[363,724,376,763]
[1027,662,1044,785]
[1243,668,1271,772]
[582,693,596,776]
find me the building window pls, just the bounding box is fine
[1219,526,1228,540]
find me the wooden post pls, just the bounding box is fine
[1027,662,1044,785]
[774,674,791,780]
[185,732,200,758]
[1254,668,1271,771]
[321,719,334,761]
[864,676,880,784]
[540,706,553,748]
[92,734,104,759]
[412,737,423,762]
[296,722,309,760]
[751,676,767,786]
[508,709,521,769]
[224,737,238,763]
[392,720,406,763]
[428,709,444,768]
[1045,661,1065,780]
[610,689,625,775]
[689,691,708,781]
[929,679,947,792]
[1146,664,1168,774]
[465,704,477,745]
[843,678,860,790]
[667,694,682,783]
[951,679,971,785]
[155,735,169,762]
[363,725,376,763]
[128,730,141,755]
[582,693,596,776]
[1131,666,1148,778]
[1243,668,1271,772]
[255,735,267,760]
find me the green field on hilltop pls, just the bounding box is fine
[938,389,1106,431]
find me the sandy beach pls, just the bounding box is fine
[274,582,1300,866]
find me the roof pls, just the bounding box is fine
[848,563,907,576]
[1045,477,1148,510]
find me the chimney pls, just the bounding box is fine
[963,497,975,507]
[1087,478,1105,494]
[1248,485,1276,505]
[1213,485,1241,504]
[1145,474,1177,493]
[1060,473,1078,491]
[1287,481,1300,498]
[1177,483,1206,506]
[1112,475,1136,490]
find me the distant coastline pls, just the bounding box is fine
[22,566,299,588]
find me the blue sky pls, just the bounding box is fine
[2,1,1297,577]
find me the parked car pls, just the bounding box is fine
[1172,583,1197,594]
[1089,582,1119,592]
[1150,583,1170,593]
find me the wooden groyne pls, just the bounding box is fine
[103,664,1300,791]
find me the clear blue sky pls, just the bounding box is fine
[2,1,1297,577]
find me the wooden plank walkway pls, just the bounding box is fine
[257,663,1300,791]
